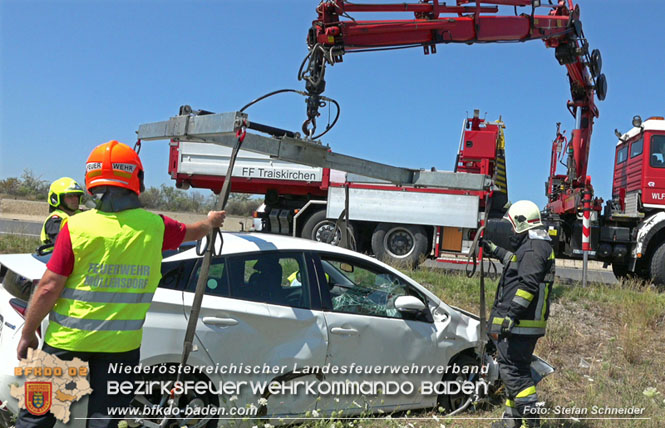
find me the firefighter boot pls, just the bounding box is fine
[490,399,522,428]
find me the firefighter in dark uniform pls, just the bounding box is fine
[483,200,555,428]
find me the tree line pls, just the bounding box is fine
[0,170,262,216]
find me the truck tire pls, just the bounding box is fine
[611,262,631,281]
[301,210,354,247]
[649,243,665,286]
[371,223,427,268]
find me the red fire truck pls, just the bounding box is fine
[167,110,507,267]
[137,1,665,284]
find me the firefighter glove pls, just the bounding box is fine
[482,239,498,256]
[499,317,515,339]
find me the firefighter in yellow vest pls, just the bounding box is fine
[17,140,226,428]
[483,200,555,428]
[40,177,84,246]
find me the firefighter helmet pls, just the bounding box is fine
[503,200,543,233]
[48,177,84,208]
[85,140,144,195]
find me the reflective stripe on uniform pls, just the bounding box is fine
[515,386,538,405]
[491,317,546,335]
[60,288,155,304]
[513,289,535,308]
[512,295,531,308]
[534,283,546,320]
[541,284,550,321]
[49,312,145,331]
[512,327,546,335]
[504,398,520,417]
[503,252,517,267]
[516,289,535,301]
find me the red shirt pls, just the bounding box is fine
[47,214,186,276]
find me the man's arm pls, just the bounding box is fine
[183,210,226,242]
[506,249,545,321]
[17,269,67,359]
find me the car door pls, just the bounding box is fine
[312,252,439,414]
[188,251,328,418]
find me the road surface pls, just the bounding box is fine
[0,219,41,237]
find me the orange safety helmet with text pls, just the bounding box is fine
[85,140,144,195]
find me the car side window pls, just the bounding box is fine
[227,252,311,309]
[188,257,230,297]
[159,259,196,291]
[320,255,415,319]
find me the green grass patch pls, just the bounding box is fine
[0,234,41,254]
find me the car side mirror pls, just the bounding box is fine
[394,295,426,314]
[339,263,354,273]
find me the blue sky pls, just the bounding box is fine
[1,0,664,207]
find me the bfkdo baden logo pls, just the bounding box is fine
[25,382,52,416]
[11,349,93,423]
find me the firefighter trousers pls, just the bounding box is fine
[496,335,540,428]
[15,343,140,428]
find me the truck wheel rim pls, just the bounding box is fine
[384,227,415,258]
[314,221,340,245]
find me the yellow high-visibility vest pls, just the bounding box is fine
[40,209,77,244]
[44,208,164,352]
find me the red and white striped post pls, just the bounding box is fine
[582,176,592,287]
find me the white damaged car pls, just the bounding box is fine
[0,232,553,427]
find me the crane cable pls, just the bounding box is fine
[160,87,341,423]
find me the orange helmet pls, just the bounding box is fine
[85,140,144,195]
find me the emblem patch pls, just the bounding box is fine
[25,382,52,416]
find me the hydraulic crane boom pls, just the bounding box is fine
[300,0,606,215]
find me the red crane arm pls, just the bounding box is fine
[301,0,606,215]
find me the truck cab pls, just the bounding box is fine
[612,116,665,213]
[605,116,665,282]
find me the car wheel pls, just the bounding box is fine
[301,209,354,247]
[438,354,480,413]
[649,242,665,286]
[371,223,427,268]
[129,370,218,428]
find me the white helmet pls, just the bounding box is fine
[503,200,543,233]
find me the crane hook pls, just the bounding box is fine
[302,117,317,138]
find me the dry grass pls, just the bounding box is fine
[380,269,665,428]
[0,234,41,254]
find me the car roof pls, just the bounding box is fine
[0,253,47,280]
[163,232,369,261]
